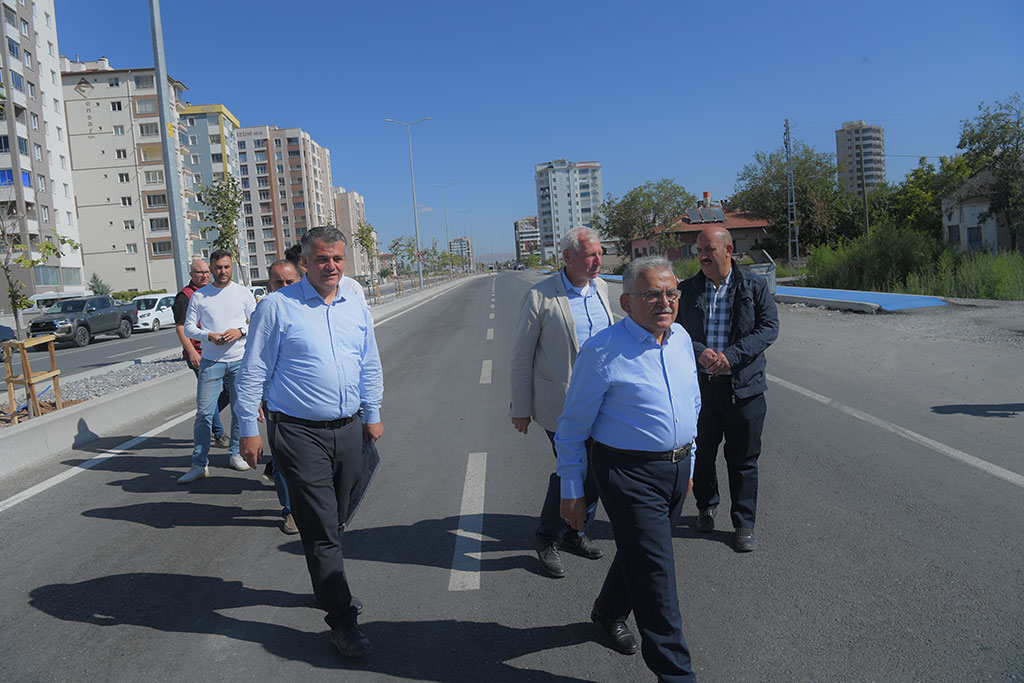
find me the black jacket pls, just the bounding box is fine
[676,262,779,398]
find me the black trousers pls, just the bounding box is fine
[270,415,364,630]
[535,430,600,543]
[592,444,696,683]
[693,380,766,530]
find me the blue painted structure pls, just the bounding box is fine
[776,286,946,311]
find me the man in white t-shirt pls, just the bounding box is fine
[178,249,257,484]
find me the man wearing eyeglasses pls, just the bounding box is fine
[509,227,613,579]
[676,226,778,552]
[556,256,700,681]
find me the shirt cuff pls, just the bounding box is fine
[560,476,585,499]
[240,419,260,439]
[361,407,381,424]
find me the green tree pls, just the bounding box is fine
[353,220,377,273]
[88,272,111,295]
[200,174,244,261]
[1,209,80,338]
[591,179,697,259]
[957,92,1024,247]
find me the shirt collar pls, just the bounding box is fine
[561,268,593,295]
[706,267,733,292]
[299,275,342,304]
[623,315,673,345]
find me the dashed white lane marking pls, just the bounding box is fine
[449,452,487,591]
[479,360,492,384]
[488,313,494,320]
[768,374,1024,489]
[490,304,494,309]
[0,411,196,513]
[486,329,494,341]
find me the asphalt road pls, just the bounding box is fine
[0,272,1021,682]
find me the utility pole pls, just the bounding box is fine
[385,118,431,289]
[149,0,189,290]
[784,119,800,277]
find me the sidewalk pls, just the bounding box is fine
[0,274,482,480]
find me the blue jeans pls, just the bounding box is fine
[190,363,229,439]
[191,358,240,468]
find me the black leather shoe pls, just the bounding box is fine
[351,596,363,616]
[734,527,757,552]
[590,607,639,655]
[696,508,715,533]
[560,532,603,559]
[534,536,566,578]
[331,623,370,658]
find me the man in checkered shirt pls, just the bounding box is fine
[676,226,779,552]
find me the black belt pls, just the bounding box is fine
[596,441,692,463]
[700,372,732,384]
[266,411,356,429]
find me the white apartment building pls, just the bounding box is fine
[534,159,602,260]
[514,215,540,261]
[181,103,246,275]
[836,120,886,196]
[0,0,84,314]
[236,125,332,283]
[332,185,374,279]
[62,56,192,293]
[450,236,472,271]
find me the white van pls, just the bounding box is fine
[131,293,177,332]
[23,290,94,315]
[249,285,267,300]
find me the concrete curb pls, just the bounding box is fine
[775,294,880,314]
[0,368,194,479]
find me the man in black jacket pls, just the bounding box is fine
[676,226,778,552]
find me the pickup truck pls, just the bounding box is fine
[28,295,139,347]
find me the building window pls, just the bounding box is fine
[149,217,169,231]
[967,226,983,248]
[134,74,154,89]
[113,124,125,136]
[115,148,128,159]
[126,243,138,254]
[140,146,162,162]
[10,71,23,91]
[118,172,130,183]
[151,240,172,256]
[0,169,12,186]
[63,183,69,197]
[108,76,120,87]
[254,139,266,149]
[121,196,132,206]
[250,268,259,279]
[139,122,160,137]
[59,155,66,169]
[211,153,222,163]
[40,205,48,222]
[56,126,63,141]
[144,170,164,185]
[32,143,41,160]
[146,194,168,208]
[209,134,221,145]
[135,99,157,114]
[36,174,44,191]
[7,38,18,58]
[110,100,122,111]
[25,81,34,99]
[124,219,136,230]
[237,140,246,150]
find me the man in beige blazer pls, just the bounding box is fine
[510,227,614,578]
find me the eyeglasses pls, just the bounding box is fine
[626,289,679,303]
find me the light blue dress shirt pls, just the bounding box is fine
[555,317,701,498]
[561,269,610,347]
[235,277,383,438]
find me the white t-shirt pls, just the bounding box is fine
[340,276,367,305]
[184,281,257,363]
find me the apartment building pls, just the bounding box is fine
[236,125,332,283]
[449,236,473,271]
[534,159,602,260]
[332,185,374,279]
[513,215,540,261]
[62,56,191,293]
[0,0,84,314]
[181,103,246,274]
[835,120,886,196]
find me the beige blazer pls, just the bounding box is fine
[509,272,614,432]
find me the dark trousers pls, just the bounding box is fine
[693,380,766,529]
[535,430,599,542]
[270,416,364,630]
[592,444,696,683]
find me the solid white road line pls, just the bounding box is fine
[449,452,487,591]
[479,360,492,384]
[0,410,196,514]
[486,329,494,341]
[768,374,1024,489]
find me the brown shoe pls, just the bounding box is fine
[282,513,299,535]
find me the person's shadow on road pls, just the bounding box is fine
[29,573,594,681]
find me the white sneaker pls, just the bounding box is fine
[228,454,251,471]
[177,465,209,484]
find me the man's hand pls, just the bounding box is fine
[240,435,263,469]
[706,352,731,375]
[697,348,719,370]
[219,328,243,344]
[207,331,223,344]
[364,421,383,443]
[687,478,693,501]
[560,497,587,532]
[511,416,531,434]
[185,346,202,370]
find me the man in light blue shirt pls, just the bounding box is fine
[236,227,382,660]
[510,227,613,579]
[556,256,700,682]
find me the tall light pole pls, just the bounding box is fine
[385,117,431,289]
[432,182,455,279]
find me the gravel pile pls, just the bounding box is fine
[58,353,189,403]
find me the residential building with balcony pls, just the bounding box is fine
[534,159,602,261]
[450,236,473,271]
[62,56,191,293]
[0,0,84,314]
[332,185,374,279]
[514,215,540,261]
[836,120,886,197]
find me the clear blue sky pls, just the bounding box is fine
[54,0,1023,261]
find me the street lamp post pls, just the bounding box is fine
[433,182,455,280]
[385,117,431,289]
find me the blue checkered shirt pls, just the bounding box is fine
[704,269,732,374]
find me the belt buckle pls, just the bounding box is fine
[670,444,691,463]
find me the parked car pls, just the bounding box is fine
[22,290,94,316]
[28,295,139,347]
[131,293,176,332]
[249,285,267,301]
